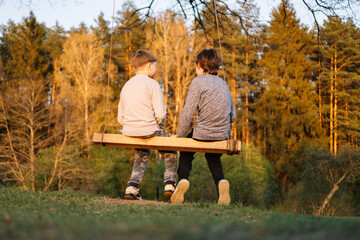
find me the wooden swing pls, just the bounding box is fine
[93,133,241,155]
[93,0,241,155]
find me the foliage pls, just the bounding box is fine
[279,143,360,216]
[224,144,279,208]
[34,144,88,191]
[88,146,133,197]
[0,13,53,190]
[254,0,322,191]
[317,16,360,153]
[54,31,108,147]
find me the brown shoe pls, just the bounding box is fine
[164,183,175,200]
[124,186,142,200]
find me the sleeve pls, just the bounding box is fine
[152,82,166,126]
[177,79,201,137]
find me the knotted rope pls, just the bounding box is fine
[101,0,116,146]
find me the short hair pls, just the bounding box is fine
[195,48,221,75]
[130,50,158,69]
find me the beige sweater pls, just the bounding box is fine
[117,75,166,137]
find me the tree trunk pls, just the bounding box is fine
[128,32,133,79]
[330,57,334,154]
[30,85,36,191]
[245,33,249,145]
[84,83,90,147]
[43,131,67,191]
[48,82,56,134]
[314,171,348,216]
[1,100,27,189]
[334,49,338,156]
[231,47,237,140]
[318,58,322,128]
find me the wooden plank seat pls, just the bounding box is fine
[93,133,241,155]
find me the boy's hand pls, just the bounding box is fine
[170,135,178,138]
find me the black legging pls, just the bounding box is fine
[177,130,225,187]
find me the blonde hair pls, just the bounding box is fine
[130,50,158,69]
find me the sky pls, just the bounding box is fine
[0,0,325,30]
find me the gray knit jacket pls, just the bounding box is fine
[177,74,236,140]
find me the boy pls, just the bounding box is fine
[171,48,236,205]
[117,50,177,200]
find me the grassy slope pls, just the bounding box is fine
[0,188,359,240]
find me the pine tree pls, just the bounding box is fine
[319,17,360,153]
[0,12,52,190]
[232,0,261,146]
[2,12,50,82]
[254,0,321,190]
[115,1,146,81]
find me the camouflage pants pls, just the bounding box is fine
[128,129,177,186]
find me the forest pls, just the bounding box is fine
[0,0,359,216]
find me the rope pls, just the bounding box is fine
[213,0,237,148]
[226,138,238,155]
[213,0,225,81]
[102,0,116,146]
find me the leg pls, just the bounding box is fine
[154,129,178,199]
[205,153,230,205]
[156,129,177,185]
[171,151,194,203]
[177,151,195,180]
[125,149,150,200]
[204,153,224,188]
[171,131,194,204]
[128,149,151,187]
[161,151,177,199]
[161,152,177,184]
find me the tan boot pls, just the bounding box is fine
[218,180,231,205]
[170,179,190,204]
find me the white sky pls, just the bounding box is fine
[0,0,325,30]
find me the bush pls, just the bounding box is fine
[35,144,85,191]
[223,143,279,208]
[279,144,360,216]
[89,146,133,197]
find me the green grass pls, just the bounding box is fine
[0,188,359,240]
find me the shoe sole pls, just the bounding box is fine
[124,193,141,200]
[164,191,173,200]
[170,180,189,204]
[218,180,231,205]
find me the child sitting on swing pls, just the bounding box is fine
[171,48,236,205]
[117,50,177,200]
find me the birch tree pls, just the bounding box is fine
[55,32,106,147]
[150,11,205,134]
